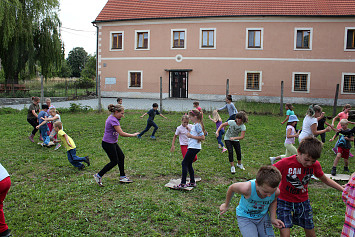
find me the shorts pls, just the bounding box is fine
[237,214,274,237]
[338,147,350,159]
[276,198,314,230]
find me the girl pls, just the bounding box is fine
[43,108,62,150]
[342,172,355,237]
[298,104,332,143]
[209,110,227,152]
[170,115,197,162]
[27,96,40,142]
[216,112,248,174]
[217,94,238,121]
[281,103,295,125]
[93,104,139,186]
[0,163,11,237]
[270,115,300,164]
[173,109,205,189]
[45,98,55,133]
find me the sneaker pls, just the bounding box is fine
[187,182,196,187]
[332,147,337,154]
[150,136,156,139]
[78,165,85,170]
[237,164,245,170]
[120,176,133,183]
[350,152,354,158]
[218,144,222,149]
[0,228,11,237]
[222,147,227,153]
[231,166,236,174]
[269,157,276,165]
[331,167,337,176]
[84,156,90,166]
[344,166,350,172]
[54,143,61,150]
[173,183,187,189]
[93,174,103,186]
[28,135,34,142]
[137,135,141,139]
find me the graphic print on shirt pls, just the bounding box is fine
[285,167,313,195]
[246,199,272,218]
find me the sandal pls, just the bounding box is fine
[173,183,187,189]
[187,182,196,187]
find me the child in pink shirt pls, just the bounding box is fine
[342,172,355,237]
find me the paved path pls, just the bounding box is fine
[1,98,226,112]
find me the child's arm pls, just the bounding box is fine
[216,122,228,136]
[208,115,216,122]
[286,127,299,138]
[220,182,250,214]
[36,120,47,129]
[171,134,178,152]
[329,132,339,142]
[114,125,139,137]
[345,136,354,142]
[311,123,331,135]
[269,189,285,229]
[159,114,167,119]
[44,115,59,121]
[230,131,246,141]
[187,133,205,141]
[324,121,337,132]
[64,134,72,147]
[140,113,147,118]
[319,174,344,192]
[331,114,339,127]
[31,110,38,118]
[281,115,289,125]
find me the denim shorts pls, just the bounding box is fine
[236,214,275,237]
[277,198,314,229]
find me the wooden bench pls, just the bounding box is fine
[0,84,29,92]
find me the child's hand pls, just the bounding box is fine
[230,137,236,141]
[295,134,299,138]
[219,203,229,215]
[170,145,175,153]
[215,132,219,137]
[132,132,140,136]
[325,126,332,132]
[187,133,192,138]
[329,138,334,142]
[36,125,39,129]
[140,116,144,118]
[271,219,285,229]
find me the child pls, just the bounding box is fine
[54,121,90,170]
[329,119,354,176]
[36,104,50,146]
[173,109,205,189]
[93,105,139,186]
[270,115,300,164]
[42,108,62,150]
[137,103,167,139]
[219,166,285,236]
[193,101,203,117]
[170,115,197,162]
[117,97,122,105]
[342,172,355,237]
[209,110,227,152]
[0,163,11,237]
[217,94,238,121]
[27,96,40,142]
[281,103,295,125]
[216,112,247,173]
[273,137,344,237]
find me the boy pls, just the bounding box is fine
[53,121,90,170]
[193,101,203,117]
[220,166,285,237]
[117,97,122,105]
[330,119,354,176]
[36,104,50,146]
[137,103,167,139]
[273,137,344,237]
[217,94,238,121]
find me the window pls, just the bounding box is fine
[342,73,355,94]
[244,71,262,91]
[200,28,216,49]
[294,28,312,50]
[292,72,310,93]
[128,71,142,89]
[345,27,355,51]
[110,31,124,50]
[171,30,186,49]
[246,28,263,49]
[135,30,150,50]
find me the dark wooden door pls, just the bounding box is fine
[171,71,187,98]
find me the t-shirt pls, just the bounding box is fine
[285,125,296,144]
[336,112,349,130]
[0,163,9,182]
[215,120,224,132]
[337,129,353,149]
[342,175,355,237]
[286,110,295,116]
[147,109,160,121]
[273,155,324,203]
[224,120,246,141]
[175,124,192,146]
[58,129,76,151]
[317,117,326,130]
[188,123,204,149]
[219,103,238,116]
[102,115,120,144]
[38,111,49,129]
[27,103,39,119]
[299,115,318,142]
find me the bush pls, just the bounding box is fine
[77,77,95,89]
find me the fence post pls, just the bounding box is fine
[160,77,163,111]
[98,75,102,112]
[65,79,68,97]
[280,81,284,116]
[333,84,339,117]
[226,79,229,96]
[40,75,44,109]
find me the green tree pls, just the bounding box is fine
[81,54,96,79]
[67,47,88,77]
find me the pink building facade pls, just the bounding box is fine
[94,1,355,105]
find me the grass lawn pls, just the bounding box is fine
[0,103,350,236]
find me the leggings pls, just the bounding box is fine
[180,145,197,162]
[0,177,10,233]
[99,141,125,177]
[225,140,241,162]
[27,118,38,135]
[181,148,200,184]
[217,130,225,147]
[278,143,298,159]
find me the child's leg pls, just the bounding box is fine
[151,121,159,136]
[232,141,242,165]
[255,214,275,237]
[0,177,10,233]
[139,121,152,136]
[333,153,342,167]
[285,143,298,157]
[217,130,225,148]
[114,143,126,177]
[304,229,316,237]
[99,141,119,177]
[225,140,234,167]
[181,149,199,184]
[27,118,39,135]
[236,216,259,237]
[67,149,86,168]
[320,133,326,143]
[277,198,294,236]
[180,145,188,159]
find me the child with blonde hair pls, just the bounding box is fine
[209,110,227,152]
[42,107,62,150]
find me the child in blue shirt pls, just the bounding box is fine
[137,103,167,139]
[217,94,238,121]
[36,104,50,146]
[220,166,284,237]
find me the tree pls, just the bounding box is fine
[81,54,96,79]
[67,47,88,78]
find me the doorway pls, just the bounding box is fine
[170,71,188,98]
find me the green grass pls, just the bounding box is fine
[1,105,350,236]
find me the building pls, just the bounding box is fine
[93,0,355,105]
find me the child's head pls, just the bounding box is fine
[117,97,122,104]
[152,103,159,109]
[340,119,349,129]
[181,115,189,127]
[343,104,351,112]
[298,137,323,161]
[285,103,293,110]
[45,98,51,106]
[189,109,202,122]
[108,104,125,119]
[226,94,232,102]
[212,110,222,122]
[235,111,248,124]
[287,115,299,126]
[42,104,49,110]
[306,104,322,117]
[32,96,40,104]
[193,101,199,108]
[53,121,62,131]
[255,166,281,198]
[48,108,58,116]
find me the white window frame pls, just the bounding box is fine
[341,72,355,94]
[171,29,186,50]
[294,28,313,51]
[244,71,262,91]
[292,72,310,93]
[344,27,355,52]
[246,28,264,50]
[199,28,216,49]
[110,31,124,51]
[134,30,150,50]
[128,70,143,89]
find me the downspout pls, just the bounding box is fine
[93,22,101,111]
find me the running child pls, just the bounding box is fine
[219,166,285,237]
[93,104,139,186]
[281,103,295,125]
[36,104,50,146]
[217,94,238,121]
[273,137,344,237]
[342,172,355,237]
[173,109,205,189]
[117,97,122,105]
[42,107,62,150]
[329,119,354,176]
[170,115,197,162]
[193,101,203,117]
[216,112,247,173]
[27,96,40,142]
[137,103,167,139]
[209,110,227,152]
[270,115,300,164]
[54,121,90,170]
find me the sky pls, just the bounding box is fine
[59,0,108,58]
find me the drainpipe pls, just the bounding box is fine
[93,23,101,111]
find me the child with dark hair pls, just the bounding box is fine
[36,104,50,146]
[137,103,167,139]
[117,97,122,105]
[27,96,40,142]
[217,95,238,121]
